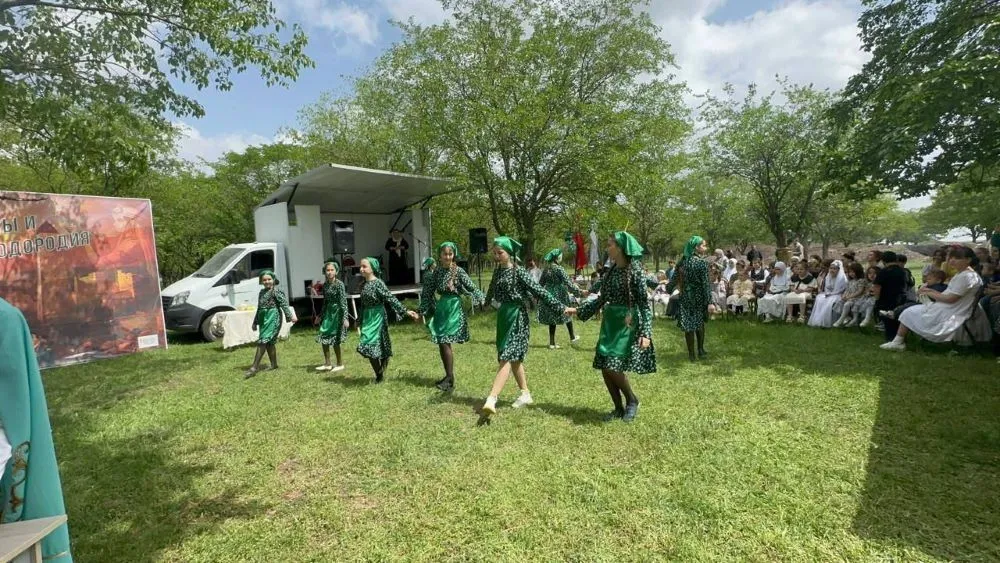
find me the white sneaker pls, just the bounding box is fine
[880,340,906,351]
[330,365,345,372]
[548,344,561,350]
[571,336,581,343]
[315,365,332,372]
[482,396,498,415]
[859,316,874,328]
[511,392,534,409]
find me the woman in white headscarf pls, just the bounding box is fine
[808,259,848,327]
[721,258,737,284]
[758,262,791,322]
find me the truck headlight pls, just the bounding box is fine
[171,291,190,307]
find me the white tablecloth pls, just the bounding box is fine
[213,310,293,350]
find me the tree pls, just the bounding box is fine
[672,169,765,253]
[701,81,834,248]
[0,0,311,181]
[920,181,1000,243]
[808,193,895,257]
[339,0,689,259]
[833,0,1000,198]
[882,209,928,245]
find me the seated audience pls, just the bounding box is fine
[874,251,909,340]
[809,259,848,327]
[784,262,818,323]
[922,247,947,283]
[897,254,918,302]
[833,262,870,327]
[749,259,770,297]
[708,267,728,318]
[727,269,755,314]
[758,262,791,322]
[881,246,985,351]
[649,271,671,317]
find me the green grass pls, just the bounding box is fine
[44,312,1000,562]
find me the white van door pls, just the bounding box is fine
[218,248,277,307]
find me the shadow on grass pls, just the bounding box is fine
[685,321,1000,558]
[531,401,608,426]
[322,373,373,388]
[851,373,1000,560]
[52,426,269,563]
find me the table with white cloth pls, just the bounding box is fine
[213,310,293,349]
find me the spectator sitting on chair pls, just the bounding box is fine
[833,262,870,327]
[872,251,908,339]
[897,254,918,302]
[842,250,856,266]
[759,262,791,322]
[784,262,818,324]
[708,267,727,319]
[809,259,848,328]
[881,246,984,351]
[650,271,671,317]
[866,250,884,270]
[727,268,755,315]
[749,259,770,297]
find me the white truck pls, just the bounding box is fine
[160,163,452,341]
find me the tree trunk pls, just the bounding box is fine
[821,239,830,259]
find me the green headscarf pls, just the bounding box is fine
[543,248,562,263]
[613,231,644,258]
[0,298,74,561]
[493,236,521,262]
[437,241,460,259]
[322,260,340,275]
[421,257,436,271]
[364,257,382,276]
[258,269,279,285]
[683,235,704,260]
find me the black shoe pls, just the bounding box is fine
[698,349,708,359]
[688,352,697,362]
[374,373,384,384]
[622,402,640,423]
[602,408,625,422]
[243,368,258,380]
[436,378,454,393]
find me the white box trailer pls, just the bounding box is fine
[161,164,452,341]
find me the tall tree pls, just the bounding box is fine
[808,193,895,257]
[701,81,834,248]
[920,180,1000,243]
[0,0,311,182]
[342,0,688,258]
[833,0,1000,198]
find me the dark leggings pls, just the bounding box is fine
[438,343,454,382]
[252,343,277,369]
[601,369,638,411]
[548,322,576,345]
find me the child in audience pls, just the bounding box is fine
[898,254,918,302]
[759,262,791,322]
[749,259,769,298]
[833,262,869,327]
[855,266,881,327]
[919,268,949,304]
[708,267,727,318]
[650,271,671,317]
[785,262,817,323]
[727,268,755,314]
[922,248,946,283]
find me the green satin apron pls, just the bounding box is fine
[431,294,462,338]
[598,305,635,358]
[360,306,385,346]
[495,301,520,353]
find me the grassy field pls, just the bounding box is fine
[43,309,1000,562]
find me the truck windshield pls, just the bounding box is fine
[192,247,244,278]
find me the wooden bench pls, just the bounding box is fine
[0,515,67,563]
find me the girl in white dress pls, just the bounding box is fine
[881,247,983,351]
[809,259,848,327]
[758,262,790,322]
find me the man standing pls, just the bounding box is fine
[384,228,410,286]
[746,244,763,263]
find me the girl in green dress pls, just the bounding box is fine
[246,270,297,379]
[481,236,575,416]
[666,235,711,361]
[315,260,349,372]
[537,248,582,349]
[356,257,420,383]
[418,242,486,392]
[576,231,655,422]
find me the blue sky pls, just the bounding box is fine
[175,0,872,166]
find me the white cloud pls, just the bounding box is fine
[282,0,380,45]
[379,0,449,25]
[651,0,867,107]
[173,122,272,165]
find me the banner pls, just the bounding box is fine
[0,192,166,368]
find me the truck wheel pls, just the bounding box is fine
[200,312,223,342]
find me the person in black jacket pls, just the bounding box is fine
[873,251,909,341]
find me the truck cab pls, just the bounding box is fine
[161,242,287,341]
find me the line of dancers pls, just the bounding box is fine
[242,232,714,422]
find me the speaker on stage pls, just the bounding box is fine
[346,274,364,295]
[469,227,488,254]
[331,221,355,254]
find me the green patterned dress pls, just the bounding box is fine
[577,261,657,374]
[316,280,349,346]
[537,266,581,325]
[418,266,485,344]
[356,278,409,360]
[255,288,293,345]
[486,265,566,362]
[666,255,710,332]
